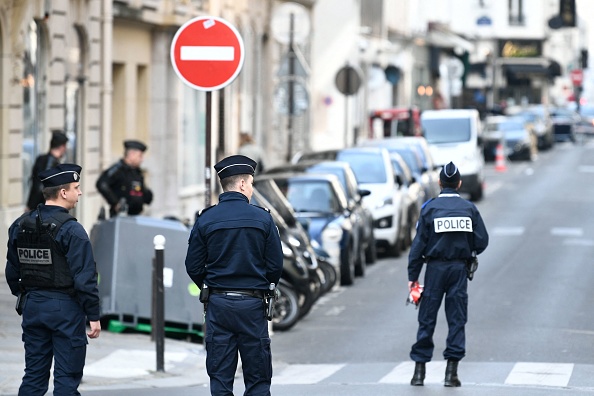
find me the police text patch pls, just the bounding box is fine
[18,248,53,265]
[434,217,473,233]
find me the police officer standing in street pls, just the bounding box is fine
[5,163,101,395]
[96,140,153,217]
[185,154,283,396]
[408,161,489,387]
[26,131,69,211]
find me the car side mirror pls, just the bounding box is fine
[358,189,371,198]
[395,174,403,187]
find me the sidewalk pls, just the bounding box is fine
[0,274,210,395]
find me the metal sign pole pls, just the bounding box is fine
[205,91,212,207]
[286,13,295,162]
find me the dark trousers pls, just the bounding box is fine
[19,291,88,396]
[205,294,272,396]
[410,261,468,363]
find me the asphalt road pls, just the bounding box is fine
[86,140,594,395]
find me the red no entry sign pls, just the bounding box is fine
[570,69,583,87]
[170,16,245,91]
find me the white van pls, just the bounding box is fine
[420,109,485,201]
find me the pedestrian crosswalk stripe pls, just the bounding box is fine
[505,362,574,387]
[273,364,345,385]
[379,361,446,384]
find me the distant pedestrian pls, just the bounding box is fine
[96,140,153,217]
[408,161,489,387]
[185,154,283,395]
[6,163,101,395]
[238,132,265,174]
[26,131,69,211]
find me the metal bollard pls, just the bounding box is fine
[153,235,166,372]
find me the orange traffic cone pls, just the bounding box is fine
[495,143,507,172]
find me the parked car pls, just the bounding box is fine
[265,160,376,266]
[575,105,594,137]
[388,152,424,247]
[255,173,365,286]
[296,147,408,257]
[358,136,440,201]
[550,107,580,143]
[253,180,337,295]
[483,115,537,161]
[507,106,555,150]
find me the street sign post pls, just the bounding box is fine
[570,69,583,87]
[170,16,244,208]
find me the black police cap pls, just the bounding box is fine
[39,163,82,188]
[124,140,147,152]
[440,161,461,184]
[214,155,257,180]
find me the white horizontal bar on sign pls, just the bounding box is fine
[180,46,234,61]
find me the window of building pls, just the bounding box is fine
[180,85,205,192]
[360,0,383,37]
[22,20,47,204]
[508,0,525,26]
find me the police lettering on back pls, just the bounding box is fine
[434,217,473,233]
[17,248,52,264]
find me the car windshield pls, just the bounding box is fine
[275,179,340,213]
[422,118,471,144]
[336,152,387,183]
[498,121,524,131]
[580,107,594,117]
[308,166,349,197]
[386,148,422,174]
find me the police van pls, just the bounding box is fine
[420,109,485,201]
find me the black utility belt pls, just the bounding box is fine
[211,289,264,299]
[427,258,466,263]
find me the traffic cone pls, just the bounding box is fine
[495,143,507,172]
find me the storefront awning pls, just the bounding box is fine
[503,64,550,76]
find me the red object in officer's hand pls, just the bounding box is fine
[406,282,424,308]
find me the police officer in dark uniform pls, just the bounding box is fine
[96,140,153,217]
[408,162,489,387]
[26,131,69,211]
[185,155,283,396]
[5,163,101,395]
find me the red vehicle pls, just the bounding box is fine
[369,107,421,138]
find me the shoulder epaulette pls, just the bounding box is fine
[254,205,270,213]
[196,204,216,217]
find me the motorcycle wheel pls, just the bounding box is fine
[272,283,300,331]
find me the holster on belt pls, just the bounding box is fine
[465,252,479,281]
[15,292,27,316]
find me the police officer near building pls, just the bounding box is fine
[96,139,153,217]
[26,130,69,211]
[5,163,101,395]
[408,161,489,387]
[185,154,283,396]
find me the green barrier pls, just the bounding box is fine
[108,319,203,338]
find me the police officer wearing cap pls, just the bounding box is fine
[96,140,153,217]
[408,161,489,387]
[6,163,101,395]
[185,155,283,396]
[26,131,69,211]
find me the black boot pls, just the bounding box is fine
[444,359,461,387]
[410,362,425,386]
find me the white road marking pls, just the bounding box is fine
[578,165,594,173]
[504,362,574,387]
[325,306,346,316]
[563,238,594,246]
[492,227,525,236]
[84,349,187,378]
[273,364,345,385]
[379,361,446,384]
[180,46,234,61]
[551,227,583,237]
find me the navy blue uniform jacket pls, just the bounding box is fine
[5,205,101,321]
[185,191,283,290]
[408,189,489,282]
